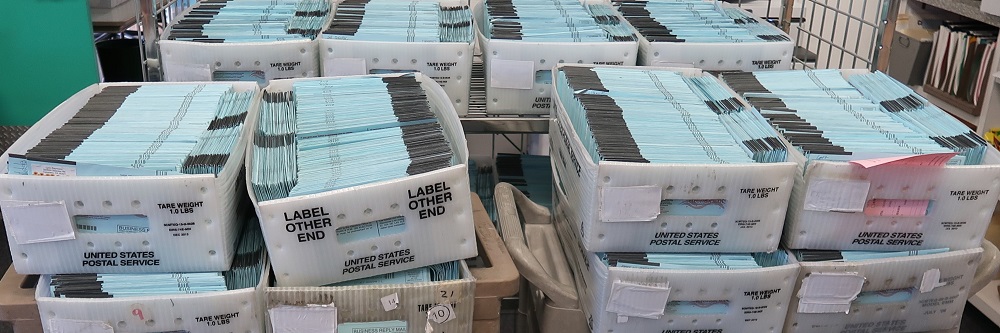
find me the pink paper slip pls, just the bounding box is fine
[863,199,930,217]
[849,152,959,169]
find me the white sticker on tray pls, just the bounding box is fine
[381,293,400,311]
[166,62,211,81]
[489,59,534,89]
[324,58,367,77]
[0,200,76,244]
[427,303,457,324]
[797,272,865,314]
[920,268,947,293]
[49,319,114,333]
[269,303,338,333]
[600,186,662,222]
[606,280,671,319]
[30,162,76,176]
[804,179,870,213]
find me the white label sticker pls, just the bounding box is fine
[600,186,663,222]
[427,303,457,324]
[804,179,871,213]
[489,59,534,89]
[49,319,114,333]
[30,163,76,176]
[653,61,697,68]
[797,272,865,314]
[381,293,400,311]
[324,58,367,77]
[167,63,211,81]
[0,200,76,244]
[269,304,338,333]
[920,268,947,293]
[605,280,671,319]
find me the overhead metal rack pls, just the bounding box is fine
[782,0,900,71]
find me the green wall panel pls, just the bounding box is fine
[0,0,99,126]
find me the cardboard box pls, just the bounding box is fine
[887,28,934,86]
[472,319,500,333]
[0,266,41,333]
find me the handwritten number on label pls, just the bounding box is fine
[427,304,456,324]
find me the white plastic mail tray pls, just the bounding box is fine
[249,73,477,287]
[36,261,270,333]
[550,64,797,253]
[785,247,983,332]
[0,81,260,275]
[159,1,335,84]
[634,4,794,71]
[265,261,474,333]
[319,0,474,116]
[473,1,638,115]
[774,69,1000,251]
[553,184,800,333]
